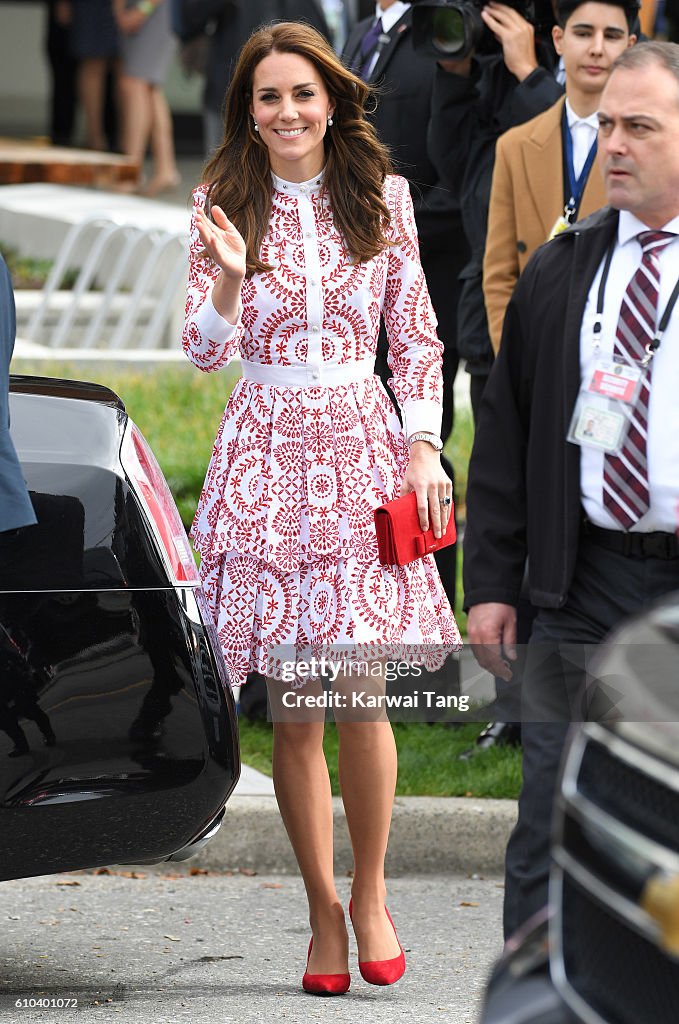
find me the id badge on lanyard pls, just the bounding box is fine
[567,358,643,453]
[548,110,597,241]
[567,239,679,453]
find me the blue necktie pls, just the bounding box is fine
[359,18,383,80]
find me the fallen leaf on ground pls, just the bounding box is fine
[197,955,244,962]
[239,868,257,876]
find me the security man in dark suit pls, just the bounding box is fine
[344,1,469,609]
[0,255,36,537]
[464,41,679,938]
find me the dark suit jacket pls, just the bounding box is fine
[463,206,620,611]
[0,256,36,534]
[343,11,468,342]
[344,11,439,200]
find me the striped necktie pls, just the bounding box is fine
[603,230,675,528]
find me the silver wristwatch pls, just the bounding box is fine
[407,431,443,452]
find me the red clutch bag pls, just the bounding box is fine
[374,491,456,567]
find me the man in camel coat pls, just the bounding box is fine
[483,0,638,352]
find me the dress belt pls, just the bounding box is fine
[581,519,679,559]
[240,358,375,388]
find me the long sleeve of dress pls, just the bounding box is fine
[182,186,244,373]
[383,176,443,437]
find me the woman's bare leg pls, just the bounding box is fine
[337,718,402,961]
[272,719,349,974]
[144,86,179,195]
[78,58,108,150]
[118,74,153,186]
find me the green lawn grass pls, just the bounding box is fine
[239,719,521,799]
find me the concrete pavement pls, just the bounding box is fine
[0,871,504,1024]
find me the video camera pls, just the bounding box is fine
[410,0,553,60]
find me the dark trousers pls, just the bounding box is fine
[46,13,78,146]
[503,535,679,939]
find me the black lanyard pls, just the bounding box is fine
[593,238,679,363]
[561,106,598,223]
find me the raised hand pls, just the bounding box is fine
[480,2,538,82]
[196,205,247,283]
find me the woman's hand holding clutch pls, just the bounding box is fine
[400,442,453,540]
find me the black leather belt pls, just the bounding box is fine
[581,520,679,559]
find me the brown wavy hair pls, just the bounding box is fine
[202,21,393,276]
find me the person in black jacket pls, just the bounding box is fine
[427,1,563,420]
[343,1,469,612]
[464,40,679,939]
[179,0,332,153]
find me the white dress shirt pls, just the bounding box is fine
[565,99,599,182]
[579,209,679,532]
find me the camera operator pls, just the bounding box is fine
[427,1,563,419]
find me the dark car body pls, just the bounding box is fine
[0,376,239,880]
[481,594,679,1024]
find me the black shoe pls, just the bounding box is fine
[476,721,522,749]
[8,744,29,758]
[458,722,522,760]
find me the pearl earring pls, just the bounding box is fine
[327,115,333,126]
[253,119,259,132]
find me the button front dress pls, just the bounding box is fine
[183,172,461,686]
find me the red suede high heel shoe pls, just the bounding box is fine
[302,938,351,996]
[348,898,406,986]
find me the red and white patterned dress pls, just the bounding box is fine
[183,171,461,686]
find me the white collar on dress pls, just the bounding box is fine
[271,170,325,197]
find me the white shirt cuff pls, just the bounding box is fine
[402,399,442,438]
[193,285,241,344]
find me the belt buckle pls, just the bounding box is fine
[643,533,673,559]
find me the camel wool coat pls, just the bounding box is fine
[483,96,607,353]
